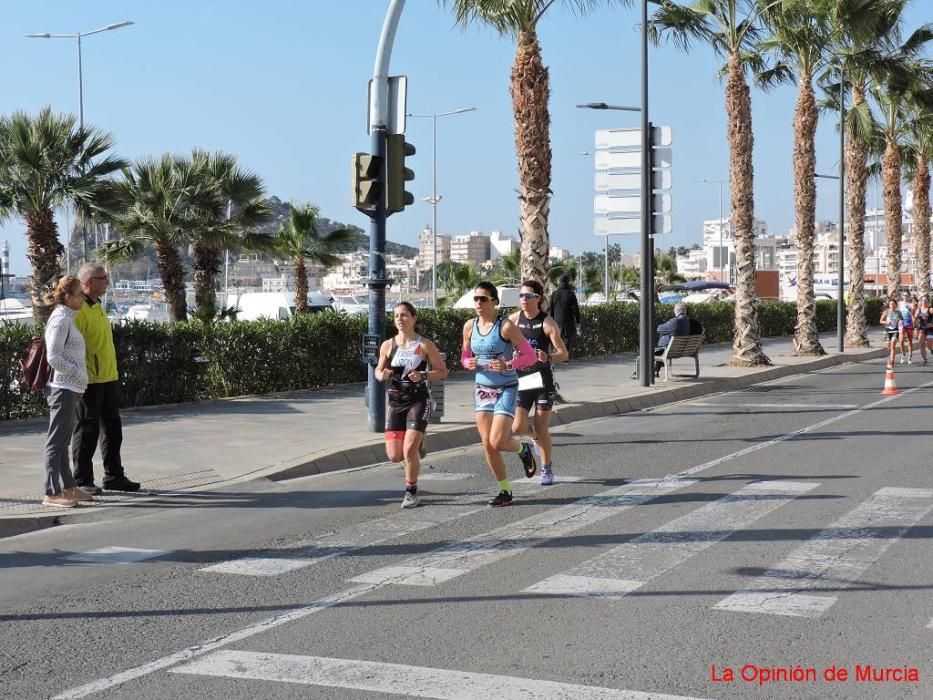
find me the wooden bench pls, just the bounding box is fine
[656,334,704,382]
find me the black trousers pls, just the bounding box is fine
[71,381,124,484]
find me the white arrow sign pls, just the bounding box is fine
[595,170,672,192]
[595,126,673,149]
[595,150,641,170]
[594,193,672,216]
[594,215,672,236]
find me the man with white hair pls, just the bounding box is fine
[653,301,692,376]
[70,264,140,493]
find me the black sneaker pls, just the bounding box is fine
[488,490,513,507]
[518,441,538,478]
[75,482,103,496]
[103,476,141,492]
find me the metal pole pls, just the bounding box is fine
[366,0,406,433]
[432,113,438,308]
[838,64,846,352]
[719,181,724,282]
[77,34,84,128]
[638,0,652,387]
[605,235,610,299]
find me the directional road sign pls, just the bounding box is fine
[595,126,673,149]
[593,193,672,216]
[595,170,672,192]
[594,215,672,236]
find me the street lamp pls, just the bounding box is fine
[406,107,476,308]
[700,178,729,284]
[27,20,134,264]
[26,21,135,129]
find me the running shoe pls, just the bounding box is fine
[401,490,419,509]
[540,467,554,486]
[488,490,513,507]
[517,439,539,478]
[908,355,913,365]
[900,356,906,364]
[924,359,929,366]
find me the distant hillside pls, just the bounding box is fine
[263,197,418,258]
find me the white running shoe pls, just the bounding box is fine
[401,491,419,509]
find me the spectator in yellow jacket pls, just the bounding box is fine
[70,264,141,494]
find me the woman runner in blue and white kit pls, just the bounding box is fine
[461,281,542,507]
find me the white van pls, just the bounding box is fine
[226,291,334,321]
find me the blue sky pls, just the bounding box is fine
[0,0,927,275]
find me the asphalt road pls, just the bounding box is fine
[2,358,932,700]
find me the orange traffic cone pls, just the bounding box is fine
[881,367,899,395]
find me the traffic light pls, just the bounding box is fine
[385,134,415,214]
[352,152,383,211]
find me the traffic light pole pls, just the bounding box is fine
[365,0,406,433]
[638,0,653,387]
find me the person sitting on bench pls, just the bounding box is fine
[654,302,691,376]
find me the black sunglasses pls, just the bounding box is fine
[519,292,540,299]
[473,295,495,303]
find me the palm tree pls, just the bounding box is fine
[0,107,125,322]
[443,1,617,286]
[826,0,914,347]
[188,150,271,319]
[903,102,933,299]
[271,204,355,313]
[652,0,770,366]
[98,154,215,320]
[872,58,932,299]
[758,0,835,356]
[439,262,481,305]
[490,247,522,285]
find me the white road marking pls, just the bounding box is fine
[62,547,170,565]
[171,650,712,700]
[688,402,858,410]
[715,487,933,617]
[526,480,819,598]
[416,472,475,481]
[56,382,933,698]
[349,477,697,587]
[676,379,933,478]
[201,476,581,576]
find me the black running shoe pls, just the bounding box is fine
[518,441,538,478]
[488,490,513,507]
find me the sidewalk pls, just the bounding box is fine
[0,333,885,533]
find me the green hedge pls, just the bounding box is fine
[0,298,884,420]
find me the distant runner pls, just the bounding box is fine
[917,296,933,366]
[881,297,902,370]
[376,302,448,508]
[898,292,915,364]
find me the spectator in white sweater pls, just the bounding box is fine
[42,276,93,508]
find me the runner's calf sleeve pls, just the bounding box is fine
[460,347,474,369]
[511,339,536,370]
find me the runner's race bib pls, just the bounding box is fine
[518,372,544,391]
[476,386,502,407]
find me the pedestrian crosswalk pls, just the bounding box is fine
[198,476,933,627]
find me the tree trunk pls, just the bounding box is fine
[914,158,931,300]
[726,54,770,366]
[844,85,870,347]
[512,29,551,286]
[294,256,308,313]
[192,242,222,319]
[155,240,188,321]
[792,75,825,356]
[24,209,64,324]
[883,136,903,299]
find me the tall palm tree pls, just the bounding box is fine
[903,102,933,299]
[271,204,355,313]
[0,107,125,322]
[872,57,932,299]
[443,1,617,286]
[98,154,215,320]
[826,0,913,346]
[189,150,271,319]
[758,0,834,356]
[652,0,770,366]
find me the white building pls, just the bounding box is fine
[549,246,572,263]
[417,226,451,271]
[490,230,518,258]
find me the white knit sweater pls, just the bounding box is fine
[45,305,88,393]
